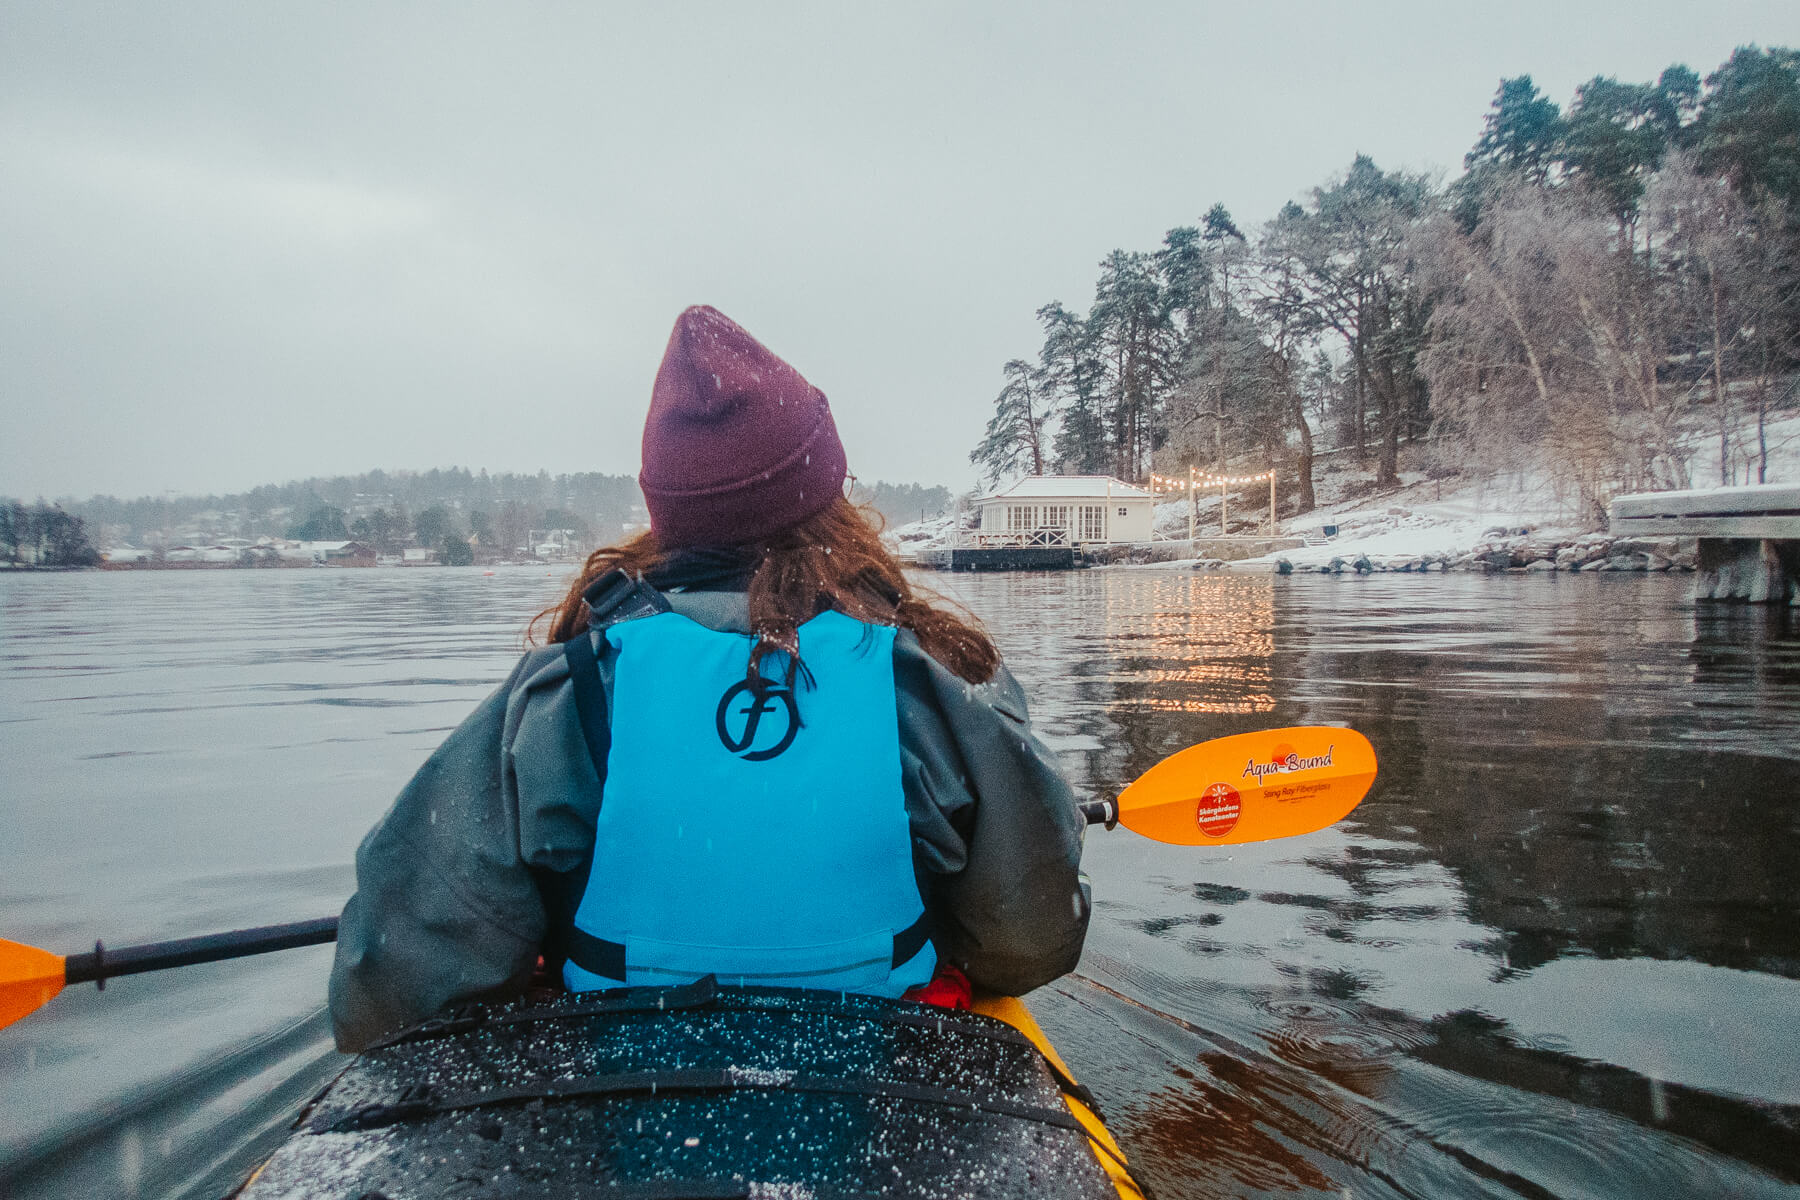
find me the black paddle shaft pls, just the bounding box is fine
[53,807,1123,990]
[63,916,340,988]
[54,807,1109,989]
[1079,800,1118,829]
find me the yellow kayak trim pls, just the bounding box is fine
[975,993,1146,1200]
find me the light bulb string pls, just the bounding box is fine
[1149,470,1274,490]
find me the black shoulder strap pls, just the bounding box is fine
[562,570,671,784]
[563,628,611,780]
[582,568,672,626]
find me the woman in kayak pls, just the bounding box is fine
[329,305,1089,1051]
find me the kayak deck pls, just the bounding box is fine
[237,978,1142,1199]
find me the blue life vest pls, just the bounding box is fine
[561,607,935,997]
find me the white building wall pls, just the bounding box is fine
[976,496,1155,543]
[1108,500,1154,542]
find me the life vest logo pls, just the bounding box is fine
[1241,743,1333,785]
[715,680,799,761]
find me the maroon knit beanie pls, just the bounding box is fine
[640,306,848,548]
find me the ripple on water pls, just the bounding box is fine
[6,567,1800,1198]
[1052,972,1800,1200]
[1404,1082,1798,1199]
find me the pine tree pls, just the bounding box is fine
[1560,76,1682,230]
[1467,76,1564,184]
[970,359,1051,485]
[1262,157,1433,486]
[1090,250,1175,479]
[1695,46,1800,208]
[1035,302,1110,474]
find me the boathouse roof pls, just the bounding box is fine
[978,475,1153,502]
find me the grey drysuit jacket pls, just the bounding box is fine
[329,591,1090,1051]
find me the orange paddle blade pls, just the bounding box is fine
[1115,726,1376,846]
[0,938,66,1030]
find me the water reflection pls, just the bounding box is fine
[0,567,573,1199]
[939,570,1800,1198]
[1106,575,1276,716]
[3,567,1797,1198]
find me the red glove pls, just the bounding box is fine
[902,965,973,1010]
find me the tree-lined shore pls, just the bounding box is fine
[0,503,101,568]
[0,469,951,566]
[972,47,1800,524]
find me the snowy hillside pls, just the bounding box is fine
[892,413,1800,571]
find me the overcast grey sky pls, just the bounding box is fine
[4,2,1798,501]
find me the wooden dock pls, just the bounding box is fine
[912,546,1078,571]
[1611,484,1799,603]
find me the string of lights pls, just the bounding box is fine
[1149,470,1275,490]
[1148,466,1281,538]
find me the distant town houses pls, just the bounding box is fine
[529,528,581,559]
[93,529,587,569]
[280,540,379,566]
[101,538,384,568]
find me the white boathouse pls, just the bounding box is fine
[973,476,1155,546]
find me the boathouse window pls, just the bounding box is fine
[1042,505,1070,529]
[1079,505,1105,541]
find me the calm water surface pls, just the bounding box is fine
[1,566,1797,1198]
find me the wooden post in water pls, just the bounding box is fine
[1188,466,1196,543]
[1269,470,1277,535]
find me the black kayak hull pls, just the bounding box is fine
[234,980,1142,1199]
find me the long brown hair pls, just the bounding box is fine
[534,497,999,685]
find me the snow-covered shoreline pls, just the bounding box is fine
[893,414,1799,578]
[1132,468,1695,575]
[888,466,1668,576]
[1114,530,1696,576]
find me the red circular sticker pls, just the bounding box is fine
[1195,783,1241,838]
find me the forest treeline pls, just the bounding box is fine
[0,502,101,568]
[971,46,1800,521]
[28,468,949,554]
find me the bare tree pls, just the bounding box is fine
[495,500,532,559]
[1737,199,1800,482]
[1158,308,1265,471]
[1417,179,1691,519]
[1247,238,1329,514]
[1648,154,1800,484]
